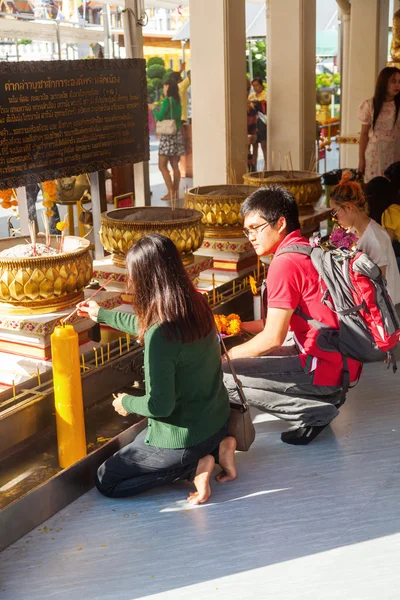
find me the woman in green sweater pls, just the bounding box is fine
[151,77,185,201]
[77,234,237,505]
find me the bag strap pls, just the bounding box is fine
[220,336,249,410]
[276,244,313,258]
[169,97,173,119]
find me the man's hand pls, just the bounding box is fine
[112,393,129,417]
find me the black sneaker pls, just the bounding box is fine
[281,424,329,445]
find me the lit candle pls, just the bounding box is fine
[51,324,87,469]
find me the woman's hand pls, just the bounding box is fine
[112,393,129,417]
[148,103,154,111]
[76,300,100,321]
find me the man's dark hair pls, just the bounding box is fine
[240,186,300,233]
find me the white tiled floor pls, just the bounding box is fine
[1,360,400,599]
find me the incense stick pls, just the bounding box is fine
[288,151,294,178]
[61,277,115,324]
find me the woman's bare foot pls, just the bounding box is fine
[161,194,172,201]
[215,436,237,483]
[187,455,215,505]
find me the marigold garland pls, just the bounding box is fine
[42,180,57,218]
[0,188,18,210]
[214,313,241,336]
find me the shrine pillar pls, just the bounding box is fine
[266,0,316,171]
[123,0,151,206]
[190,0,247,185]
[339,0,390,168]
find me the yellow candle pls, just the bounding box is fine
[12,379,16,399]
[119,336,123,356]
[37,366,41,386]
[126,334,130,351]
[233,280,235,295]
[51,325,87,469]
[81,354,85,372]
[94,347,98,368]
[107,343,110,362]
[100,347,104,365]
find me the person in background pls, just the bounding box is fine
[150,78,185,201]
[178,64,191,124]
[169,63,190,118]
[247,78,258,172]
[222,187,362,446]
[248,77,267,170]
[384,160,400,195]
[77,234,237,505]
[358,67,400,183]
[366,175,400,270]
[330,171,400,302]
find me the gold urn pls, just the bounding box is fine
[242,171,323,214]
[0,236,93,315]
[185,185,256,238]
[100,207,204,267]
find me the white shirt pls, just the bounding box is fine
[357,219,400,305]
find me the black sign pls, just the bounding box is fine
[0,59,149,190]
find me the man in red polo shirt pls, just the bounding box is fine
[222,186,362,445]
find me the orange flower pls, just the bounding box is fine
[42,181,57,203]
[214,315,223,334]
[0,188,16,206]
[226,318,241,336]
[214,313,242,335]
[56,220,69,232]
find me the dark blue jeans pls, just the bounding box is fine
[95,421,229,498]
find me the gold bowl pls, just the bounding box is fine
[185,185,256,238]
[100,207,204,267]
[0,236,93,315]
[242,171,323,214]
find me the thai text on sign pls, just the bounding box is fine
[0,58,149,190]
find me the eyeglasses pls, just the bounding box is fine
[243,221,270,239]
[330,207,342,219]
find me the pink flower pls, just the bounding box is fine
[330,226,358,250]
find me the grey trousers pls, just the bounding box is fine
[222,346,342,428]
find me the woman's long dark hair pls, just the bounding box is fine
[372,66,400,130]
[125,234,214,344]
[165,77,181,104]
[366,176,399,223]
